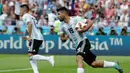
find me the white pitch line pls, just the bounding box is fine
[0,68,32,73]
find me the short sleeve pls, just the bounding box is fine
[59,22,65,34]
[22,15,32,25]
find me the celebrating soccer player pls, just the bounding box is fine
[57,7,123,73]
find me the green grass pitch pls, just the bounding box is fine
[0,54,130,73]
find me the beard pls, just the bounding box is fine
[59,17,64,22]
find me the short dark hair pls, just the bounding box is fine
[20,4,29,11]
[57,7,69,15]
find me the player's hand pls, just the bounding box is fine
[22,36,31,40]
[77,29,84,33]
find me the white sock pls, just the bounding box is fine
[103,61,116,68]
[31,55,50,61]
[77,68,84,73]
[30,59,39,73]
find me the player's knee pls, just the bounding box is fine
[28,53,33,57]
[91,62,97,68]
[76,55,83,63]
[76,56,83,64]
[76,55,84,67]
[76,58,82,64]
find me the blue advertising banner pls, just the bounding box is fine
[0,34,130,56]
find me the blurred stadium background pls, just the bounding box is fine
[0,0,130,73]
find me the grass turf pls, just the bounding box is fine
[0,54,130,73]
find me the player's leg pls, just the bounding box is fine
[76,39,96,73]
[91,60,117,68]
[90,60,123,73]
[28,53,39,73]
[82,39,123,73]
[28,39,39,73]
[76,55,84,73]
[31,54,54,67]
[76,39,89,73]
[83,49,123,73]
[29,39,54,67]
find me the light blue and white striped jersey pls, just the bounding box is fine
[22,13,43,40]
[60,16,88,48]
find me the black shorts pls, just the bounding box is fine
[76,39,96,66]
[28,39,43,54]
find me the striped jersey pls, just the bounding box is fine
[22,13,43,40]
[60,16,88,48]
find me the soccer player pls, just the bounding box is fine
[57,7,123,73]
[20,4,54,73]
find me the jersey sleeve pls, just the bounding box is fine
[22,15,32,25]
[59,23,65,34]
